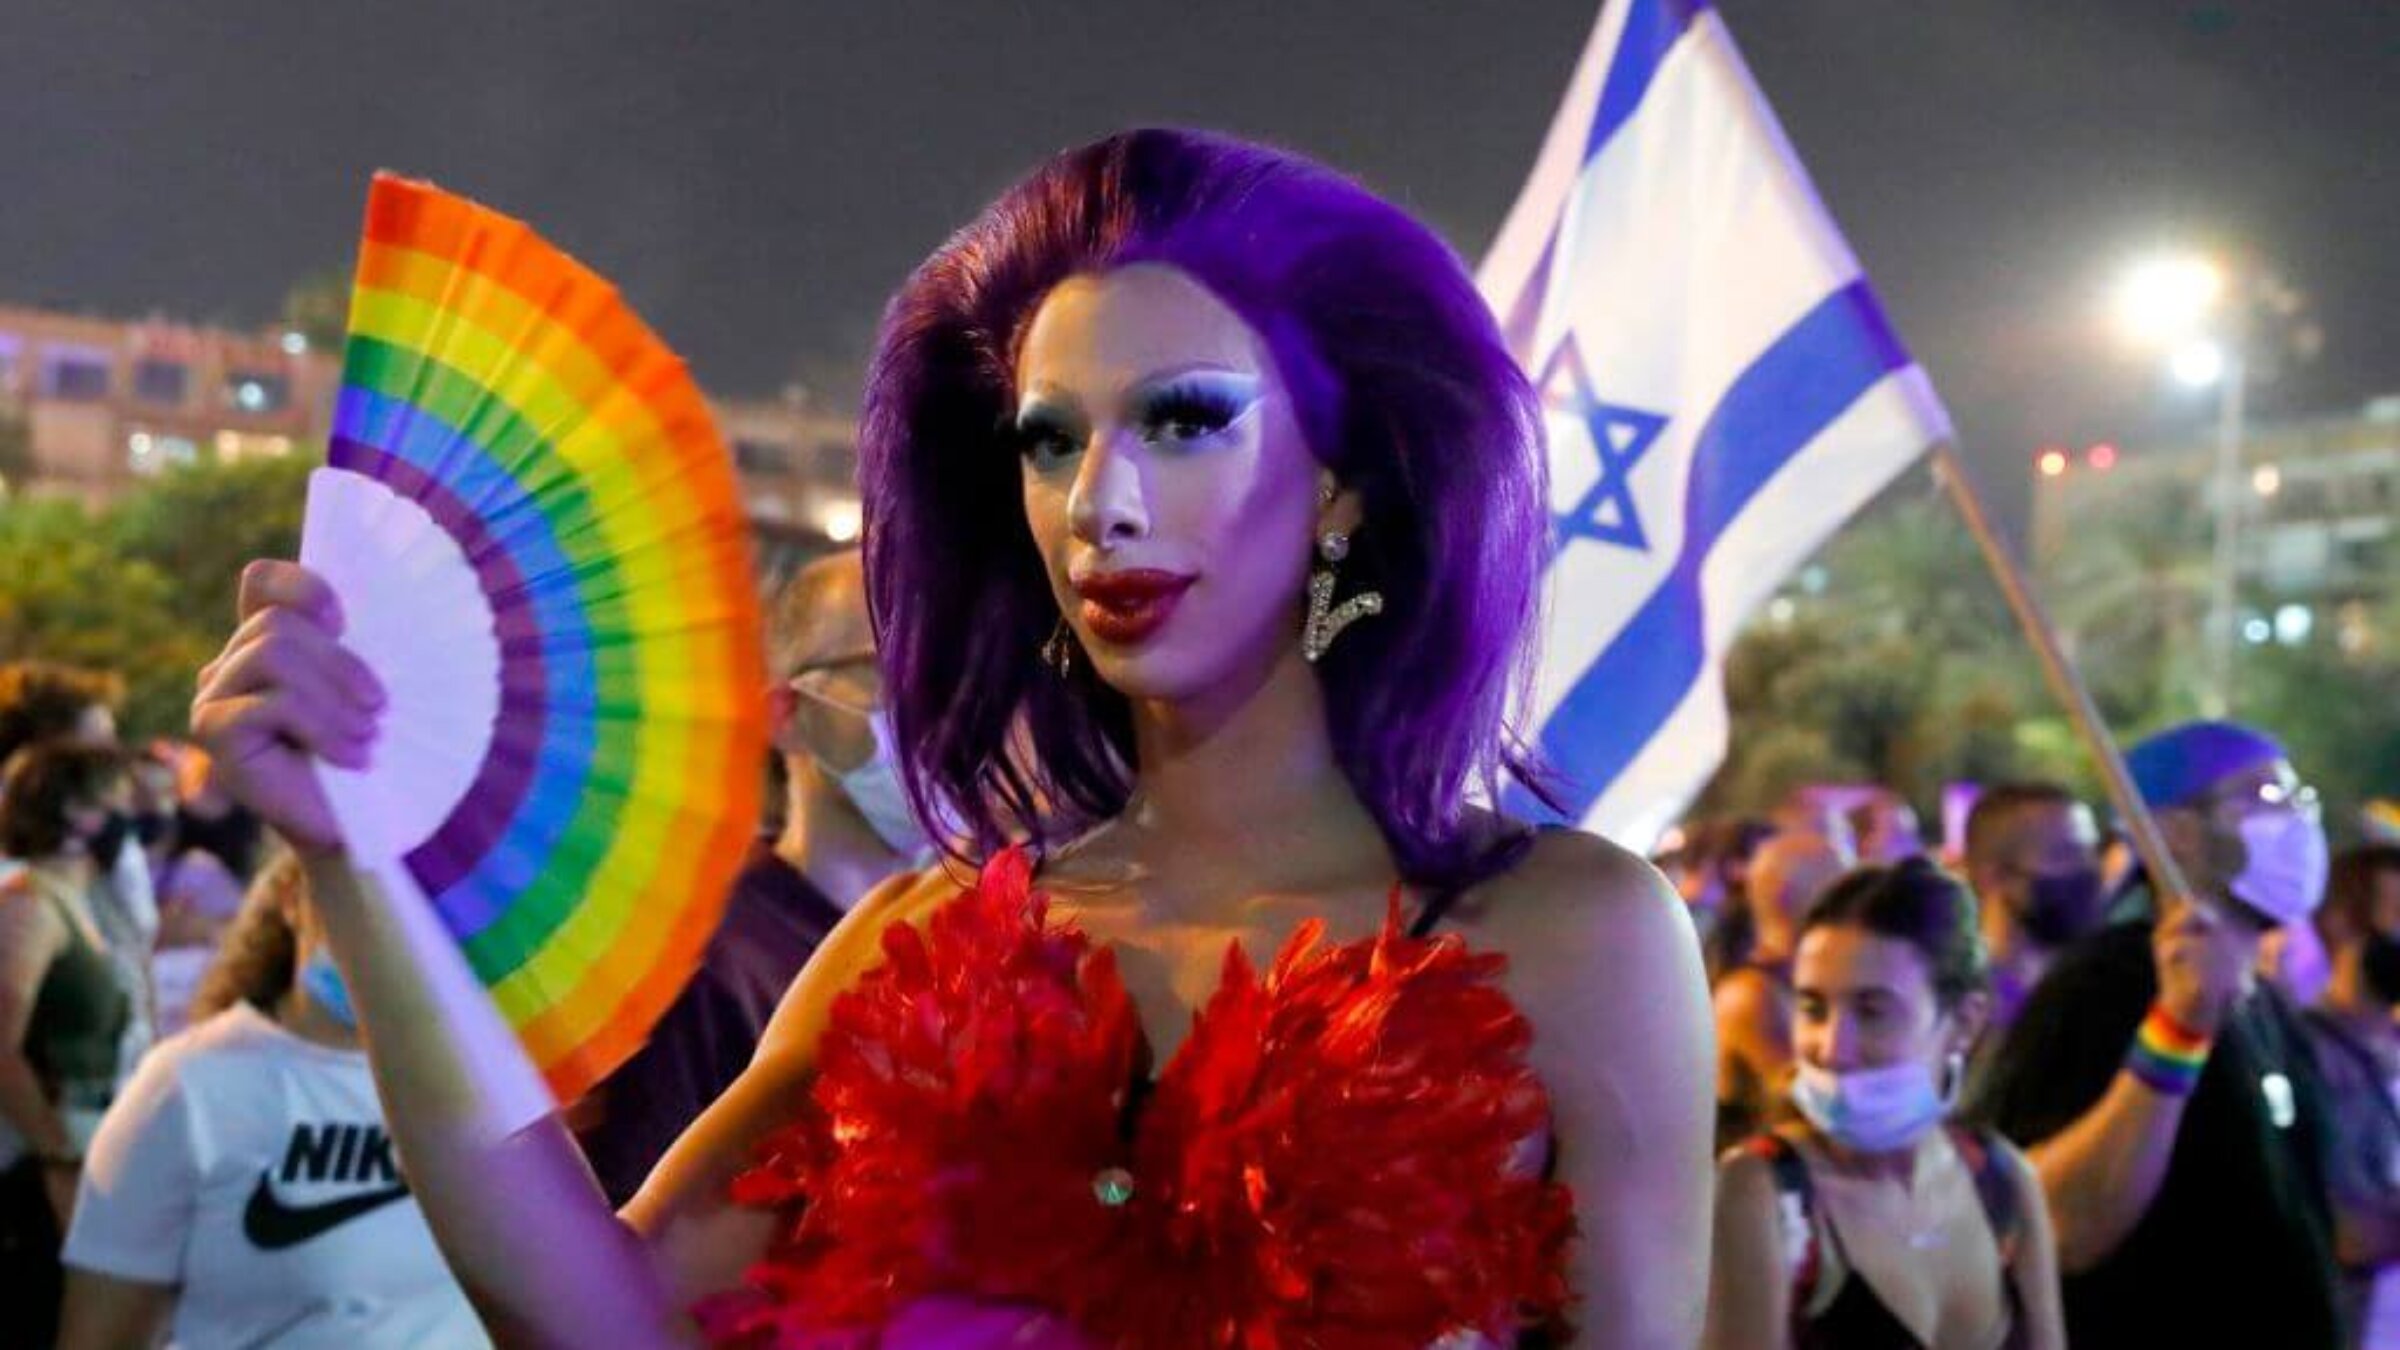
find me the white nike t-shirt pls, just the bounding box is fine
[64,1002,490,1349]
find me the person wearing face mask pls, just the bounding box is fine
[0,742,137,1344]
[1717,831,1850,1152]
[54,850,489,1349]
[1962,720,2345,1348]
[0,663,162,1105]
[1707,858,2066,1349]
[2300,844,2400,1348]
[570,548,928,1208]
[1961,783,2104,1034]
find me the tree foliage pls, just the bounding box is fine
[0,408,34,494]
[1699,468,2400,843]
[111,454,312,629]
[281,267,352,355]
[0,456,313,740]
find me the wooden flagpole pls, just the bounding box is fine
[1927,441,2196,904]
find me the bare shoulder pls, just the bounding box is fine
[621,858,978,1272]
[1714,1141,1781,1212]
[1465,824,1694,968]
[0,870,57,940]
[752,859,974,1063]
[1465,823,1710,1107]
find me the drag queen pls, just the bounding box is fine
[191,129,1712,1347]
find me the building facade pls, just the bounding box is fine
[2030,394,2400,658]
[0,301,859,574]
[0,303,340,501]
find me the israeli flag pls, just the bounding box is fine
[1481,0,1952,850]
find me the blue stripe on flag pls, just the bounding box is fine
[1507,280,1910,824]
[1582,0,1712,165]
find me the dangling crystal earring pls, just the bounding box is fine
[1041,617,1076,678]
[1303,527,1383,663]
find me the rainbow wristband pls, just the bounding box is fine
[2125,1004,2212,1097]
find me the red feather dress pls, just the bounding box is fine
[695,846,1575,1348]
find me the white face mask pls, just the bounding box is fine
[2229,808,2329,927]
[1789,1057,1956,1154]
[826,709,933,863]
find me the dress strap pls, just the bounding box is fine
[1948,1124,2022,1264]
[1407,884,1463,939]
[1742,1133,1829,1314]
[1407,822,1554,938]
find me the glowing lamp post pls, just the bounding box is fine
[2114,253,2246,716]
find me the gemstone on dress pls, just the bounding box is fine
[1092,1166,1137,1207]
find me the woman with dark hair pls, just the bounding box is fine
[0,741,134,1345]
[1705,859,2064,1349]
[190,129,1713,1346]
[55,852,488,1349]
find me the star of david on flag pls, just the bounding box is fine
[1541,334,1668,553]
[1479,0,1954,849]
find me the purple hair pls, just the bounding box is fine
[859,128,1552,888]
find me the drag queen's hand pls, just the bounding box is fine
[190,559,383,855]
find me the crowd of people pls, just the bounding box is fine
[13,647,2396,1350]
[2,128,2397,1347]
[1671,730,2400,1349]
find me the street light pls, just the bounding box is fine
[2115,257,2224,346]
[2114,250,2247,716]
[2170,339,2227,389]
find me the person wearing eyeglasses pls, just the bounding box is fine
[569,548,927,1208]
[1962,721,2344,1348]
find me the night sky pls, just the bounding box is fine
[4,1,2394,528]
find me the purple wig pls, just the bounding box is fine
[859,128,1553,888]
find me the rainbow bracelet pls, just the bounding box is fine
[2125,1004,2212,1097]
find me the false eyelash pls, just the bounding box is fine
[1010,410,1083,463]
[1138,382,1252,439]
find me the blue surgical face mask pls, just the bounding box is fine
[2229,807,2330,928]
[826,710,933,863]
[1789,1056,1956,1154]
[300,948,357,1029]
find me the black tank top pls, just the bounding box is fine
[1748,1127,2028,1350]
[21,872,130,1107]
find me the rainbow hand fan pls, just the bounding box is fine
[299,174,765,1131]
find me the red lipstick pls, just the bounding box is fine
[1073,569,1195,646]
